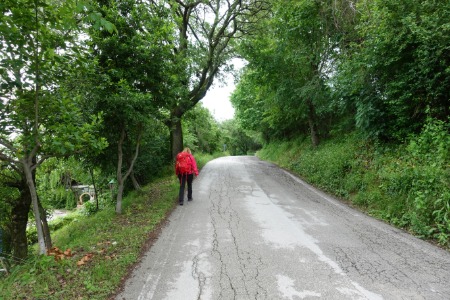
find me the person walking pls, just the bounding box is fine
[175,147,199,205]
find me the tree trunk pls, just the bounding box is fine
[116,183,125,214]
[89,167,99,211]
[307,99,320,147]
[115,172,124,214]
[22,160,46,255]
[115,128,126,214]
[10,178,32,261]
[38,198,51,250]
[115,126,143,214]
[169,115,184,160]
[130,170,141,191]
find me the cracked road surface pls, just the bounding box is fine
[116,156,450,300]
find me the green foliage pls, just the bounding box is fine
[0,187,14,255]
[0,1,109,257]
[79,201,99,217]
[130,127,171,186]
[79,0,175,195]
[0,175,179,299]
[230,70,273,138]
[258,119,450,247]
[183,104,221,154]
[37,158,90,209]
[235,0,355,143]
[396,118,449,241]
[335,0,450,140]
[364,117,450,242]
[236,0,449,144]
[220,120,262,155]
[0,165,28,258]
[26,214,77,246]
[259,135,358,198]
[76,192,116,217]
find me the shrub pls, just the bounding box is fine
[257,119,450,246]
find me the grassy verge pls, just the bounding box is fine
[0,152,225,300]
[0,176,178,300]
[257,128,449,248]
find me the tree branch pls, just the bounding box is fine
[123,124,143,180]
[0,138,17,152]
[0,151,19,166]
[31,155,50,171]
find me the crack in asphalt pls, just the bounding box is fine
[117,156,450,300]
[204,164,268,300]
[191,252,207,300]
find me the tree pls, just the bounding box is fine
[334,0,450,140]
[84,0,174,214]
[219,119,261,155]
[273,0,330,146]
[0,0,109,255]
[230,68,276,140]
[0,167,29,261]
[234,0,364,144]
[183,103,221,154]
[161,0,270,159]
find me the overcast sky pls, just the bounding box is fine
[201,81,236,122]
[200,58,245,122]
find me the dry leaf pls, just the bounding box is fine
[77,253,94,266]
[47,247,73,261]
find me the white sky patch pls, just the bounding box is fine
[201,58,246,122]
[201,83,235,122]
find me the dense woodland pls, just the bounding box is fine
[0,0,449,271]
[232,0,449,248]
[0,0,263,262]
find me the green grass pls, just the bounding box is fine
[195,151,228,169]
[257,131,450,249]
[0,176,179,300]
[0,152,225,299]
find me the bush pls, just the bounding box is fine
[405,118,450,242]
[1,175,179,299]
[26,214,76,246]
[257,119,450,247]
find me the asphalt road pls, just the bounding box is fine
[116,156,450,300]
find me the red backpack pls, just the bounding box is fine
[176,152,192,174]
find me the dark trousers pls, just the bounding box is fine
[178,173,194,203]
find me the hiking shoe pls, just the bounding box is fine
[179,202,183,206]
[188,198,193,201]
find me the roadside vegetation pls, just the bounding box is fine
[0,152,223,299]
[1,0,264,267]
[0,176,177,300]
[1,0,449,298]
[0,0,258,289]
[257,118,450,248]
[231,0,450,248]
